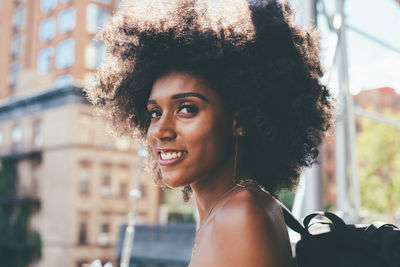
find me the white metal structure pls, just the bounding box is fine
[294,0,360,222]
[295,0,400,223]
[120,147,148,267]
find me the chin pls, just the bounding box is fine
[162,173,190,188]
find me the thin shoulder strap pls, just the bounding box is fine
[275,199,307,236]
[239,181,307,236]
[203,185,249,222]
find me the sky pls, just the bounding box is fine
[293,0,400,95]
[345,0,400,94]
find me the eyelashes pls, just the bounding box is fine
[148,102,199,119]
[177,102,199,115]
[149,108,162,119]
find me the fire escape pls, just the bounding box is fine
[0,141,42,265]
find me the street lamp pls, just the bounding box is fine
[120,146,149,267]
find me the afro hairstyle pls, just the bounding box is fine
[86,0,333,198]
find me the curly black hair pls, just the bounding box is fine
[86,0,333,197]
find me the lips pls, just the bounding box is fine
[157,150,188,166]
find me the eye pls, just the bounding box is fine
[149,108,162,119]
[177,103,199,115]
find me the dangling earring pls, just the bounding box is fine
[233,135,239,185]
[233,129,246,187]
[182,185,192,202]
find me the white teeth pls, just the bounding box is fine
[160,151,186,160]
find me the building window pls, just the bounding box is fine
[33,121,43,147]
[98,214,111,246]
[37,47,54,74]
[86,4,110,34]
[102,168,111,186]
[85,39,105,70]
[101,221,110,233]
[100,166,112,197]
[11,34,24,57]
[78,220,88,245]
[12,125,22,151]
[58,8,76,34]
[12,6,25,30]
[118,167,129,197]
[119,182,127,197]
[140,184,147,198]
[56,39,75,69]
[79,167,90,194]
[9,62,22,88]
[39,17,56,42]
[55,75,73,87]
[41,0,57,13]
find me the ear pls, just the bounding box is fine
[232,112,244,137]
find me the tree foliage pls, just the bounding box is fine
[277,189,295,211]
[357,109,400,215]
[0,160,42,266]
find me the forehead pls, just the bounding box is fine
[149,71,216,101]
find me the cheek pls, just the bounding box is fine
[146,124,156,144]
[183,114,231,159]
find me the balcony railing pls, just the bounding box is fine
[0,195,40,209]
[0,143,42,161]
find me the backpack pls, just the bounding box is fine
[279,203,400,267]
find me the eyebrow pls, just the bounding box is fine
[147,92,210,105]
[172,92,209,103]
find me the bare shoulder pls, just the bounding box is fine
[214,187,285,236]
[211,187,292,267]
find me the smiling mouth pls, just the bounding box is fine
[159,151,187,160]
[158,150,188,166]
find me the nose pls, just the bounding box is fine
[149,113,177,141]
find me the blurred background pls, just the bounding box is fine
[0,0,399,266]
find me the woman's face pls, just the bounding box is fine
[146,71,234,188]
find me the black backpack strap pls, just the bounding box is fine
[303,211,346,230]
[364,222,398,241]
[275,199,307,236]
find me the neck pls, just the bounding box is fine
[192,169,235,225]
[190,150,250,225]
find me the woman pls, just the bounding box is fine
[86,0,333,266]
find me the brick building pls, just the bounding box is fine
[0,1,172,266]
[0,84,163,266]
[0,0,118,98]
